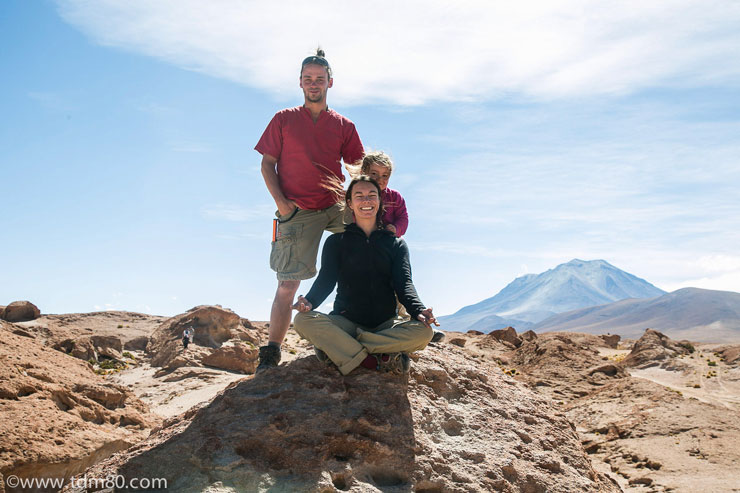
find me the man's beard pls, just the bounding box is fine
[305,89,325,103]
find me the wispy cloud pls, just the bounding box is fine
[27,91,76,112]
[55,0,740,105]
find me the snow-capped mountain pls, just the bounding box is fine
[439,259,665,332]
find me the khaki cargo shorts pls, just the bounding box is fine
[270,203,345,281]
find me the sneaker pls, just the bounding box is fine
[256,345,281,373]
[431,330,445,343]
[314,347,331,365]
[375,352,411,375]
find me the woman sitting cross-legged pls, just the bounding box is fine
[292,175,438,375]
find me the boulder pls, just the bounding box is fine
[489,326,523,348]
[201,340,258,374]
[600,334,621,349]
[91,335,123,360]
[520,329,538,341]
[54,337,97,362]
[148,306,261,371]
[53,335,124,362]
[449,337,467,347]
[1,300,40,322]
[65,345,618,493]
[623,329,692,368]
[123,335,149,351]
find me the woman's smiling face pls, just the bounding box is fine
[347,181,380,221]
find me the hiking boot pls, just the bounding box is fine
[314,347,331,365]
[375,352,411,375]
[256,345,281,373]
[431,330,445,343]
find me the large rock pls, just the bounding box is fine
[123,335,149,351]
[623,328,693,368]
[520,329,538,342]
[489,326,523,348]
[715,344,740,365]
[148,306,261,373]
[1,300,40,322]
[600,334,621,349]
[0,321,158,489]
[65,345,618,492]
[201,340,258,374]
[53,335,124,362]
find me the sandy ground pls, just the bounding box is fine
[630,345,740,410]
[105,330,310,419]
[107,352,247,418]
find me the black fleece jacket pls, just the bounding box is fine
[304,223,426,328]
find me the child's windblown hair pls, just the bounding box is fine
[346,150,394,179]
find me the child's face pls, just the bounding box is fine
[367,163,391,191]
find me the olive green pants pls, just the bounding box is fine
[293,311,433,375]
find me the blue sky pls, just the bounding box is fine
[2,0,739,320]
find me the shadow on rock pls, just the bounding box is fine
[72,356,416,492]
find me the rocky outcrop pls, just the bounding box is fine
[54,335,124,362]
[600,334,621,349]
[65,345,618,493]
[715,344,740,365]
[489,326,523,348]
[622,328,693,368]
[520,329,538,342]
[200,341,258,374]
[511,332,628,400]
[148,306,260,374]
[123,335,149,351]
[1,300,40,322]
[0,321,158,489]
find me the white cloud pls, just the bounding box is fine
[56,0,740,105]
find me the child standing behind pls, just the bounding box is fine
[358,151,408,237]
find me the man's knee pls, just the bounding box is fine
[274,280,300,300]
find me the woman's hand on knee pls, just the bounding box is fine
[292,295,313,313]
[417,307,439,328]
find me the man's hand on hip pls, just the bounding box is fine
[278,199,298,217]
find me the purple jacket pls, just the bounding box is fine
[382,187,408,237]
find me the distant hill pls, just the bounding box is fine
[439,259,665,332]
[532,287,740,342]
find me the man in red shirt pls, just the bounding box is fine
[255,49,364,372]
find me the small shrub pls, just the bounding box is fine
[117,325,123,329]
[693,384,700,388]
[87,358,97,366]
[122,351,135,360]
[708,360,717,367]
[98,359,127,371]
[678,342,695,353]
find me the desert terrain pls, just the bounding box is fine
[1,301,739,492]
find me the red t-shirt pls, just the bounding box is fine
[255,106,364,210]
